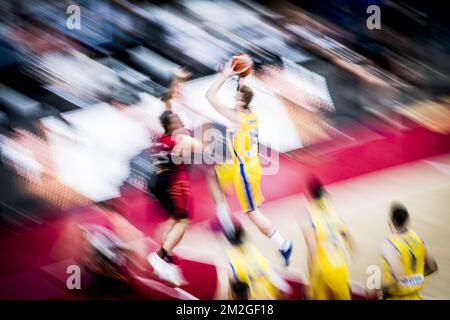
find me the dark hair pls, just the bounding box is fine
[231,280,249,300]
[238,85,254,107]
[159,110,174,132]
[390,203,409,229]
[225,225,245,246]
[307,176,325,200]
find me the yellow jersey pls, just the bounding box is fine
[307,198,351,269]
[382,230,425,299]
[216,110,263,213]
[227,243,280,300]
[228,110,260,166]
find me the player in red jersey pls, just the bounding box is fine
[147,70,203,286]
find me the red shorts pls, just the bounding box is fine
[168,178,193,219]
[151,170,193,220]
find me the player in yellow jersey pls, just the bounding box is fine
[224,222,292,300]
[205,62,293,266]
[380,203,438,300]
[301,177,354,300]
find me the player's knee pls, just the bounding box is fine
[244,208,253,215]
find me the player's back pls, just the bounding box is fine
[307,198,350,270]
[229,110,260,166]
[227,243,279,300]
[383,229,426,299]
[306,198,352,300]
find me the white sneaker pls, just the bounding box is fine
[169,263,187,287]
[147,253,186,287]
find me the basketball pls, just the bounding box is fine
[231,53,253,77]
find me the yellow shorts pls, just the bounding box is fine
[308,257,351,300]
[215,161,263,213]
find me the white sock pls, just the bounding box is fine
[269,230,288,251]
[216,202,235,235]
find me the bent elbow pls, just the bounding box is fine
[433,262,439,273]
[205,91,213,102]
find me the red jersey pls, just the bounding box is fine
[152,132,192,219]
[152,133,189,181]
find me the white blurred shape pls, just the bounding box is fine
[183,75,302,152]
[0,136,43,182]
[43,103,150,202]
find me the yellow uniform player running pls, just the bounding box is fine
[301,177,354,300]
[205,61,292,266]
[381,203,438,300]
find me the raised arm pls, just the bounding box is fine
[205,63,239,124]
[163,68,191,110]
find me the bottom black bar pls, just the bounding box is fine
[1,300,447,319]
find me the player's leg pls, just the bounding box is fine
[149,219,189,286]
[247,209,279,238]
[235,164,292,266]
[330,284,351,300]
[148,220,189,286]
[326,269,351,300]
[314,261,350,300]
[149,170,175,215]
[208,165,235,235]
[162,178,192,255]
[160,218,190,258]
[148,178,191,286]
[307,262,326,300]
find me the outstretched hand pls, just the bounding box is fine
[174,67,192,80]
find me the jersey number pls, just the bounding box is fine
[249,129,258,147]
